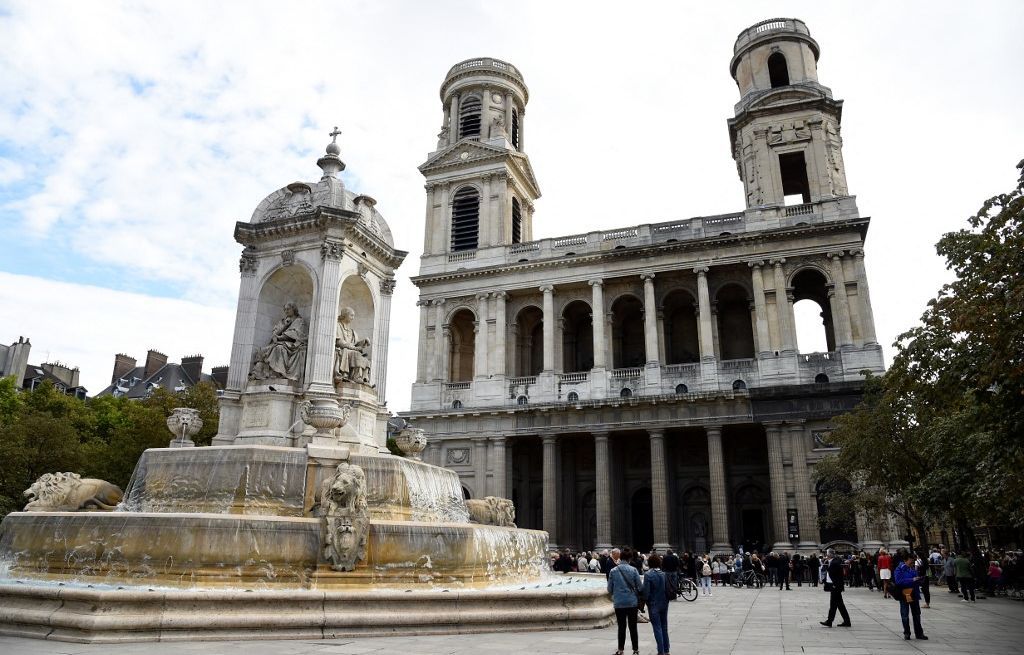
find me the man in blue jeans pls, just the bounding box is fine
[642,553,671,655]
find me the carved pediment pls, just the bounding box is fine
[419,140,510,172]
[747,86,826,111]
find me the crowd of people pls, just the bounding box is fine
[547,543,1021,653]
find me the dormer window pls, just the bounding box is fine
[768,52,789,88]
[451,187,480,251]
[458,96,482,139]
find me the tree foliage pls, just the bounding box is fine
[0,381,221,516]
[816,159,1024,545]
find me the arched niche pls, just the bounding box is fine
[339,274,376,348]
[254,265,315,378]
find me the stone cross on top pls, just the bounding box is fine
[329,126,342,142]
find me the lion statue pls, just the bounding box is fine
[318,461,369,572]
[465,496,516,527]
[23,472,123,512]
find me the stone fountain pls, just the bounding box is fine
[0,134,612,643]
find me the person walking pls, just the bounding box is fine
[877,548,893,598]
[642,553,672,655]
[608,546,643,655]
[955,551,976,602]
[820,548,852,628]
[943,551,958,593]
[894,551,929,640]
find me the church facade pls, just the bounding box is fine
[401,19,897,554]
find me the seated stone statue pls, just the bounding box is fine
[250,302,308,382]
[333,307,372,386]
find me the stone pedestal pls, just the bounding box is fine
[235,383,304,446]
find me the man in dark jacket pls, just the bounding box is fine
[820,548,852,628]
[777,552,792,590]
[662,549,680,589]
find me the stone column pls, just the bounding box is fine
[448,93,459,143]
[765,422,791,550]
[589,280,607,369]
[375,278,395,400]
[771,259,795,352]
[542,434,558,548]
[788,421,820,548]
[748,261,771,358]
[641,273,659,365]
[416,299,429,383]
[828,252,854,348]
[479,174,492,248]
[491,436,507,498]
[851,249,878,345]
[695,267,714,361]
[307,241,344,394]
[504,92,514,143]
[649,430,670,551]
[434,183,449,253]
[474,293,489,379]
[432,299,446,381]
[594,431,612,549]
[473,437,488,500]
[493,291,507,376]
[706,425,731,553]
[540,284,555,372]
[226,253,261,392]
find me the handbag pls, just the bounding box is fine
[615,566,646,612]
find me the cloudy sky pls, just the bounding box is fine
[0,0,1021,410]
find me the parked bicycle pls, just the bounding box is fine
[732,569,766,588]
[676,576,699,601]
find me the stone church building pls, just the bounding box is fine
[401,19,897,554]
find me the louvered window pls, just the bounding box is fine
[459,96,482,139]
[511,197,522,244]
[511,107,520,148]
[451,187,480,251]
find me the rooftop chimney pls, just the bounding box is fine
[112,353,137,384]
[143,349,168,380]
[181,354,204,385]
[211,365,229,389]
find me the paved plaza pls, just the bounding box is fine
[2,582,1021,655]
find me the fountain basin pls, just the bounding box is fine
[0,512,547,588]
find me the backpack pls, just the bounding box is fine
[664,571,678,602]
[702,562,712,576]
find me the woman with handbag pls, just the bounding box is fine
[607,546,644,655]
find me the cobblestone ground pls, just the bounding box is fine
[2,582,1022,655]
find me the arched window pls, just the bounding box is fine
[814,373,829,384]
[567,391,579,403]
[452,399,463,409]
[459,96,482,139]
[715,284,755,360]
[511,107,520,148]
[514,306,544,376]
[663,290,700,364]
[792,269,836,353]
[732,379,747,391]
[517,395,529,405]
[611,295,645,368]
[620,387,632,398]
[675,383,688,394]
[768,52,790,88]
[562,300,593,372]
[511,197,523,244]
[451,187,480,251]
[448,309,476,381]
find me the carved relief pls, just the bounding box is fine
[249,303,308,382]
[319,461,369,572]
[239,253,258,276]
[465,496,516,527]
[321,239,345,260]
[23,473,124,512]
[446,447,471,466]
[379,277,397,295]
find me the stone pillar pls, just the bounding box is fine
[475,293,489,379]
[542,434,558,548]
[479,174,492,248]
[493,291,507,376]
[640,273,659,365]
[706,425,731,553]
[828,252,854,348]
[416,299,429,383]
[375,278,395,400]
[594,431,612,550]
[589,280,607,369]
[472,437,488,499]
[765,422,791,550]
[649,430,670,551]
[307,241,344,394]
[771,259,795,352]
[434,183,449,253]
[448,93,459,143]
[432,299,446,381]
[540,284,555,372]
[788,421,819,548]
[491,436,507,498]
[851,249,878,345]
[695,267,714,361]
[504,92,514,143]
[748,260,771,358]
[226,253,261,392]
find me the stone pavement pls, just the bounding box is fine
[2,582,1021,655]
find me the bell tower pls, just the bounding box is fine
[728,19,850,209]
[419,58,540,256]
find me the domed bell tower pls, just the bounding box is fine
[419,58,541,257]
[728,19,850,209]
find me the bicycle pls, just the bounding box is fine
[676,576,699,602]
[732,569,767,588]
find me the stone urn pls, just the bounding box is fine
[394,426,427,461]
[300,399,351,440]
[166,407,203,448]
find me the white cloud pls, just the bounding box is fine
[0,0,1022,409]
